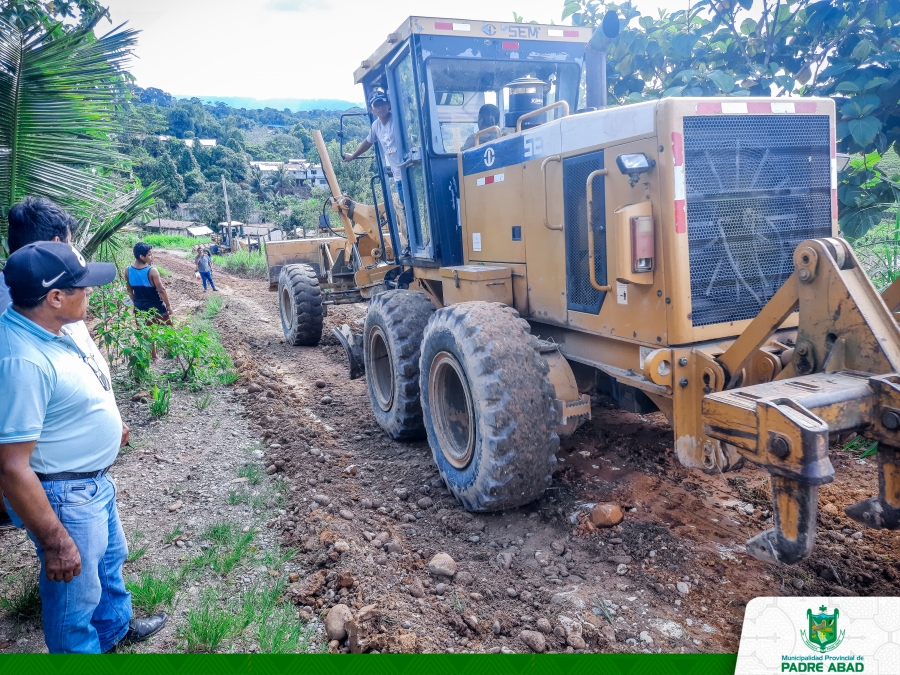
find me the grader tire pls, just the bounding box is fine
[278,264,324,346]
[364,290,436,439]
[419,302,559,512]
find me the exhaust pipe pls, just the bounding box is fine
[584,11,620,110]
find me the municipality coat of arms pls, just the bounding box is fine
[802,605,846,652]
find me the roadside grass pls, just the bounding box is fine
[213,250,267,279]
[202,294,225,319]
[202,521,236,545]
[228,490,250,505]
[148,384,172,417]
[180,589,241,653]
[126,568,180,614]
[165,525,184,543]
[126,528,148,563]
[143,234,210,251]
[156,266,173,278]
[194,392,212,410]
[238,463,263,485]
[185,522,257,578]
[0,570,42,624]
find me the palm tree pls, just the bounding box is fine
[0,14,156,259]
[249,168,270,203]
[270,163,294,198]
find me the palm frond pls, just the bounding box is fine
[77,183,159,260]
[0,15,144,247]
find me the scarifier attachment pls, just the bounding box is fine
[333,324,365,380]
[702,238,900,564]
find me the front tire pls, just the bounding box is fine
[419,302,559,512]
[363,290,436,439]
[278,264,323,346]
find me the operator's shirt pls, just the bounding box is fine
[367,117,402,182]
[0,307,121,474]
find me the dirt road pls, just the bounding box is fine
[6,249,893,655]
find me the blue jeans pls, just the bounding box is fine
[4,474,132,653]
[200,270,216,291]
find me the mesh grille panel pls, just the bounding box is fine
[564,151,607,313]
[684,115,832,327]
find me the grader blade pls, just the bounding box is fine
[702,238,900,564]
[332,324,365,380]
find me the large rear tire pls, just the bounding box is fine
[364,290,436,439]
[278,264,323,346]
[419,302,559,512]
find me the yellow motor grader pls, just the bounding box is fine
[273,14,899,565]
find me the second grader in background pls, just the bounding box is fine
[125,242,173,360]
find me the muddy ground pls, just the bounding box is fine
[2,249,898,654]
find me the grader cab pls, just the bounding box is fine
[274,15,900,565]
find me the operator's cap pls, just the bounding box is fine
[4,241,116,302]
[368,90,389,106]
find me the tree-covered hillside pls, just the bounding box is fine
[125,86,375,233]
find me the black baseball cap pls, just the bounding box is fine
[368,90,389,106]
[4,241,116,302]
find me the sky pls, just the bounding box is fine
[101,0,677,104]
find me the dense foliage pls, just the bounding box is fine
[123,87,374,234]
[0,8,155,258]
[563,0,900,237]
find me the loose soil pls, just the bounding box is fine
[2,249,897,654]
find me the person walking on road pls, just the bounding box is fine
[195,247,217,292]
[0,242,168,653]
[125,242,173,360]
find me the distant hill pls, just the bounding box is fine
[177,96,363,112]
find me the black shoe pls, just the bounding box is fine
[120,613,168,646]
[0,512,15,531]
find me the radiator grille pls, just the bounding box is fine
[684,115,832,327]
[564,150,607,313]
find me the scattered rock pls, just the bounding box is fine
[567,634,586,650]
[343,465,358,476]
[325,604,353,641]
[497,551,514,569]
[337,571,355,587]
[266,464,277,475]
[417,497,433,509]
[168,500,183,512]
[333,540,350,553]
[385,541,402,554]
[288,569,326,602]
[407,577,425,598]
[676,581,691,596]
[131,390,152,402]
[608,555,632,565]
[313,494,330,506]
[536,618,552,634]
[492,620,502,636]
[315,380,326,388]
[427,552,457,577]
[395,488,409,500]
[792,578,804,590]
[339,509,354,521]
[455,571,473,586]
[591,503,624,527]
[435,582,447,595]
[639,631,654,645]
[519,630,546,653]
[507,588,519,598]
[616,564,628,576]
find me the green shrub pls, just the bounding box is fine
[148,384,171,417]
[142,234,210,251]
[213,249,267,279]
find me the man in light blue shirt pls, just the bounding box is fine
[0,241,167,653]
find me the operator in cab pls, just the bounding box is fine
[343,89,409,254]
[460,104,502,151]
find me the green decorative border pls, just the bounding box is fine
[0,654,737,674]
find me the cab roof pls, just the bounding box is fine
[354,16,591,84]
